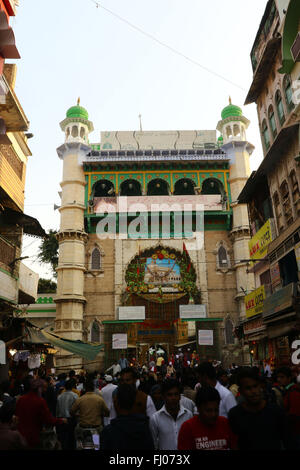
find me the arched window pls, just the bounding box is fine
[262,120,270,151]
[91,321,101,343]
[120,179,142,196]
[226,126,232,139]
[147,178,169,196]
[289,169,300,217]
[283,75,294,112]
[91,247,101,270]
[233,124,241,138]
[275,90,285,125]
[218,245,229,268]
[93,180,115,197]
[173,178,196,195]
[268,106,277,138]
[280,180,293,226]
[201,178,225,196]
[225,318,235,345]
[71,125,78,138]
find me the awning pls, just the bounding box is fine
[0,206,46,238]
[24,326,104,360]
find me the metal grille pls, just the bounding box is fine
[0,235,15,267]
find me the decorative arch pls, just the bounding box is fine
[224,317,235,345]
[92,179,115,198]
[213,240,232,272]
[87,243,105,272]
[201,178,225,197]
[147,178,170,196]
[87,319,101,343]
[275,90,285,125]
[261,119,270,151]
[283,75,294,112]
[173,178,196,195]
[120,179,142,197]
[268,105,277,138]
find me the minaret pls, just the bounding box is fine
[55,100,94,370]
[217,99,255,323]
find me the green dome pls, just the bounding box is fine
[218,135,223,141]
[221,103,243,120]
[66,104,89,121]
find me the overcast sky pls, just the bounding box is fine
[11,0,268,280]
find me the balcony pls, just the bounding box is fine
[262,282,299,320]
[18,262,39,304]
[0,65,29,132]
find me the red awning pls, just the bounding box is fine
[0,10,19,59]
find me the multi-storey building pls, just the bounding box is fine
[54,98,256,372]
[238,0,300,368]
[0,2,45,380]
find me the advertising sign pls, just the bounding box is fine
[248,219,275,260]
[245,285,266,318]
[180,304,206,319]
[118,306,145,321]
[198,330,213,346]
[112,334,128,350]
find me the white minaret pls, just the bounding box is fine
[217,99,255,360]
[55,99,94,371]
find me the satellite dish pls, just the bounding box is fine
[88,199,94,207]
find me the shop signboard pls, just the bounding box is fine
[180,304,206,319]
[112,333,128,349]
[198,330,213,346]
[118,306,145,321]
[248,219,275,261]
[263,283,296,319]
[245,285,266,319]
[243,317,265,335]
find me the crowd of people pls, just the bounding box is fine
[0,352,299,451]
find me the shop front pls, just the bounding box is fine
[262,282,300,367]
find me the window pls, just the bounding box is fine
[262,120,270,150]
[91,247,101,270]
[275,90,285,125]
[289,170,300,217]
[225,319,235,345]
[91,321,101,343]
[283,75,294,112]
[280,180,293,226]
[268,106,277,138]
[273,191,284,233]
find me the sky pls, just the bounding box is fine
[9,0,269,280]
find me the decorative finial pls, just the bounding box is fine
[138,114,143,132]
[77,97,80,106]
[229,96,232,105]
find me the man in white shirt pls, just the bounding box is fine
[106,362,121,377]
[150,379,192,450]
[180,394,197,415]
[197,362,237,418]
[100,375,118,426]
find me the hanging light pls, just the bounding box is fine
[9,349,17,357]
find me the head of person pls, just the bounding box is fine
[115,384,136,414]
[150,384,163,403]
[197,362,217,387]
[275,367,293,387]
[104,375,113,384]
[161,379,181,411]
[217,369,229,387]
[64,379,74,391]
[237,368,263,405]
[195,386,221,426]
[30,378,45,396]
[85,379,95,392]
[156,373,163,383]
[120,367,138,386]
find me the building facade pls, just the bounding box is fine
[54,98,256,371]
[238,0,300,368]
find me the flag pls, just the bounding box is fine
[187,263,191,273]
[183,242,188,256]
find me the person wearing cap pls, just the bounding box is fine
[100,375,118,427]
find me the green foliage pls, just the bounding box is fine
[37,229,59,278]
[38,278,57,294]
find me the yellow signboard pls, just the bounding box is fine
[248,219,274,260]
[245,285,266,318]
